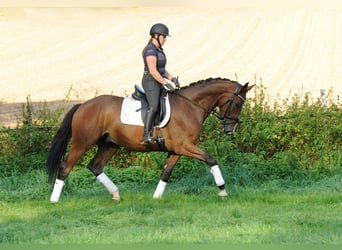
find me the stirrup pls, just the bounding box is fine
[141,135,156,145]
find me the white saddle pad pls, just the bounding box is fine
[120,95,171,128]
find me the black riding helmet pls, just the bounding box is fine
[149,23,170,37]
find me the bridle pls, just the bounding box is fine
[215,84,246,127]
[175,83,246,126]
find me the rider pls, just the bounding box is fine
[141,23,180,144]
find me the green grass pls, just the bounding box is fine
[1,169,341,244]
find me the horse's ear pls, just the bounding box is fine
[247,84,255,91]
[243,82,255,91]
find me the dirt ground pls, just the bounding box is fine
[1,1,341,127]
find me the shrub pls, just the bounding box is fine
[234,84,342,169]
[0,96,61,175]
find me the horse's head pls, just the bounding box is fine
[218,82,254,135]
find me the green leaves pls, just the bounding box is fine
[234,84,341,169]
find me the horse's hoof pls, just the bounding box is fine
[112,191,121,202]
[218,189,228,199]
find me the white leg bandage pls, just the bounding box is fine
[50,179,65,203]
[153,180,167,199]
[97,173,119,194]
[210,165,225,187]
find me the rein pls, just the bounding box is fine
[174,83,245,122]
[174,92,212,115]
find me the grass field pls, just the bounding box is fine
[1,169,341,244]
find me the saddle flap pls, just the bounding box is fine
[120,94,171,128]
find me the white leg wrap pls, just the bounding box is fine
[50,179,65,203]
[210,165,225,187]
[153,180,167,199]
[97,173,119,194]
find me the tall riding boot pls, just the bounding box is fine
[141,109,156,144]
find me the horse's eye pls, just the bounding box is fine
[235,102,243,109]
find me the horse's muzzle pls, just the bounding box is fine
[223,123,238,135]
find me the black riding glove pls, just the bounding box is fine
[171,77,180,89]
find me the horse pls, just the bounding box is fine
[46,77,254,203]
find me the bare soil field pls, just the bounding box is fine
[1,1,341,127]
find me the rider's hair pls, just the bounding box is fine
[141,37,153,57]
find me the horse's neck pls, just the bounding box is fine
[182,83,227,111]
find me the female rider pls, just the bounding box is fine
[141,23,180,144]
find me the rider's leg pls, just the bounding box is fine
[141,75,161,144]
[141,107,157,144]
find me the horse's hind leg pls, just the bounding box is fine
[87,141,120,201]
[153,153,180,198]
[50,144,88,203]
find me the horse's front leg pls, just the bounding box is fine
[153,153,180,198]
[209,160,228,198]
[182,145,228,199]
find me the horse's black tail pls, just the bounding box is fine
[46,104,81,183]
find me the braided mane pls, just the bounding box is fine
[179,77,239,90]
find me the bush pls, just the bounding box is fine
[0,96,62,175]
[234,84,342,169]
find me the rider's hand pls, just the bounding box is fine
[164,83,175,92]
[171,77,180,89]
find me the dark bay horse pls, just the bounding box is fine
[47,77,254,202]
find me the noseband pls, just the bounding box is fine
[214,84,246,126]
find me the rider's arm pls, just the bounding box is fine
[163,70,174,81]
[146,55,168,85]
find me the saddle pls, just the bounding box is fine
[131,85,168,126]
